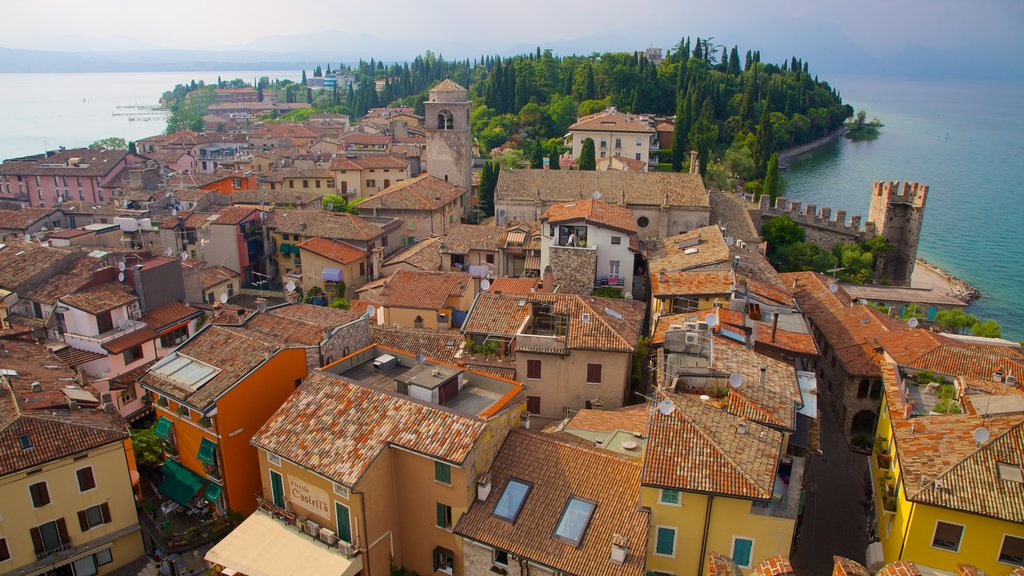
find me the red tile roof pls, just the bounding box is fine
[143,302,201,332]
[488,277,539,295]
[357,174,463,211]
[266,210,386,242]
[541,198,638,233]
[329,155,408,171]
[569,109,655,134]
[0,207,60,231]
[706,553,743,576]
[102,327,158,354]
[380,270,470,311]
[199,266,239,290]
[211,206,259,225]
[370,325,459,364]
[875,561,921,576]
[59,282,137,315]
[296,237,367,264]
[25,255,104,305]
[877,329,1024,391]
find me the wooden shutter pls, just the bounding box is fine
[100,503,111,524]
[56,518,69,545]
[77,467,96,491]
[30,483,49,507]
[527,396,541,414]
[0,538,9,562]
[78,510,89,532]
[587,363,602,383]
[29,527,43,554]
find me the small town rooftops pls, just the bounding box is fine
[0,148,128,177]
[266,210,387,242]
[569,108,655,134]
[495,169,708,208]
[296,237,367,265]
[357,174,464,211]
[439,224,507,254]
[371,325,461,364]
[648,225,732,273]
[0,207,61,232]
[380,270,470,310]
[541,198,638,233]
[381,235,443,271]
[59,282,137,315]
[0,242,81,293]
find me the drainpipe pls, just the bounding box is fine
[355,489,372,575]
[696,495,714,575]
[897,501,916,560]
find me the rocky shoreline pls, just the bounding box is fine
[916,257,982,304]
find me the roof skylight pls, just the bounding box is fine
[552,496,596,547]
[492,478,531,523]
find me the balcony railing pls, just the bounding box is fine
[63,319,148,354]
[36,542,73,562]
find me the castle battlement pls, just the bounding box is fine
[748,193,875,237]
[872,180,928,208]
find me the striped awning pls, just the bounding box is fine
[524,255,541,270]
[505,231,526,245]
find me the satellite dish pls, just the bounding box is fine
[480,278,491,291]
[706,313,719,328]
[725,237,735,246]
[365,305,376,320]
[285,280,296,292]
[858,298,868,305]
[699,394,711,402]
[592,190,602,200]
[117,261,126,272]
[828,283,839,294]
[908,317,920,328]
[180,251,189,261]
[973,427,990,444]
[164,247,174,257]
[416,352,425,364]
[117,272,125,282]
[657,399,676,416]
[729,372,743,388]
[219,293,228,304]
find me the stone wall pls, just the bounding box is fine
[752,193,871,249]
[462,540,526,576]
[548,245,598,295]
[321,318,371,367]
[868,181,928,286]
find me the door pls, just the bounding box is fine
[335,502,352,543]
[270,470,284,508]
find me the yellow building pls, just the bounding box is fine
[869,356,1024,574]
[379,270,474,330]
[0,335,145,576]
[295,237,369,300]
[328,155,409,200]
[206,344,524,576]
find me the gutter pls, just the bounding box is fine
[697,495,714,575]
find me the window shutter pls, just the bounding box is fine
[78,510,89,531]
[56,518,69,545]
[77,468,96,491]
[100,503,111,524]
[29,527,43,554]
[436,503,446,527]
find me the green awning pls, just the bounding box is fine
[158,459,205,507]
[197,438,217,465]
[203,482,223,504]
[154,417,173,440]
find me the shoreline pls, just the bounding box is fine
[913,257,981,304]
[777,127,849,169]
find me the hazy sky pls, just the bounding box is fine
[3,0,1022,75]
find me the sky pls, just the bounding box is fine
[2,0,1022,78]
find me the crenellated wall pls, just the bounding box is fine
[868,181,928,286]
[751,193,874,248]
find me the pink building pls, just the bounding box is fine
[0,148,138,207]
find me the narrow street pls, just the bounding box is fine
[793,395,869,574]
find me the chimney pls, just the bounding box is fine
[689,150,698,174]
[476,474,492,502]
[759,366,767,387]
[542,266,555,293]
[771,312,779,343]
[610,534,629,566]
[128,168,143,190]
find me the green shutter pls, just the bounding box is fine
[655,527,675,556]
[434,461,451,484]
[154,417,172,439]
[270,471,284,508]
[436,502,447,527]
[335,502,352,543]
[732,538,753,566]
[197,438,216,464]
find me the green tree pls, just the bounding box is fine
[301,70,307,86]
[329,297,351,310]
[761,215,805,251]
[128,141,137,155]
[935,308,977,334]
[548,150,561,170]
[131,425,164,470]
[752,101,773,177]
[477,161,500,217]
[578,138,596,170]
[763,152,780,201]
[322,195,359,214]
[89,137,128,151]
[972,319,1002,338]
[687,101,718,177]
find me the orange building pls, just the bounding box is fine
[139,323,309,515]
[198,173,258,194]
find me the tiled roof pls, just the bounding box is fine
[454,430,647,576]
[488,277,539,295]
[430,78,467,93]
[109,360,157,391]
[139,324,286,408]
[651,270,733,298]
[708,190,761,243]
[875,561,921,576]
[541,198,638,233]
[25,255,103,305]
[143,301,201,332]
[463,293,534,338]
[882,363,1024,523]
[352,277,388,304]
[598,154,648,172]
[357,174,463,211]
[382,236,443,271]
[199,265,239,290]
[266,210,385,242]
[496,168,707,208]
[439,224,507,254]
[0,148,128,177]
[653,308,817,357]
[642,392,782,498]
[832,556,871,576]
[329,155,408,171]
[648,226,732,273]
[877,329,1024,391]
[569,109,655,134]
[714,337,801,431]
[0,207,60,231]
[250,123,319,140]
[52,346,107,367]
[59,282,137,315]
[244,305,364,347]
[370,325,460,364]
[0,242,81,292]
[251,372,489,486]
[102,327,158,354]
[706,552,743,576]
[211,206,259,225]
[751,555,795,576]
[564,404,648,434]
[297,237,367,264]
[380,270,470,310]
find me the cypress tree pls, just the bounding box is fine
[752,101,773,177]
[578,138,596,170]
[583,65,596,101]
[764,152,781,202]
[729,46,741,75]
[549,150,560,170]
[531,140,544,169]
[301,70,307,86]
[671,95,686,172]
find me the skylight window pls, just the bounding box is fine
[998,462,1023,483]
[492,479,531,523]
[552,497,596,547]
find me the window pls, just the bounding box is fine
[95,548,113,566]
[586,363,602,384]
[615,138,621,148]
[493,479,532,522]
[636,153,642,161]
[485,253,495,264]
[96,310,114,333]
[1000,534,1024,566]
[123,344,144,364]
[611,236,622,245]
[433,546,454,575]
[998,462,1024,483]
[609,260,620,276]
[160,325,189,348]
[303,179,309,188]
[73,555,98,576]
[270,470,285,508]
[435,461,451,485]
[659,489,681,505]
[493,549,509,567]
[30,518,69,557]
[654,526,676,556]
[19,434,32,450]
[406,217,415,231]
[731,537,754,568]
[637,216,649,228]
[77,467,96,491]
[435,502,452,529]
[336,502,353,543]
[29,481,50,507]
[931,521,964,552]
[527,359,542,380]
[0,537,9,563]
[366,179,376,188]
[289,180,295,189]
[78,503,111,531]
[359,262,366,277]
[857,378,870,398]
[526,396,540,414]
[316,180,321,188]
[553,497,596,546]
[384,179,390,188]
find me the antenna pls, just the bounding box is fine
[592,190,602,200]
[416,352,425,364]
[365,304,376,320]
[480,278,491,291]
[706,313,719,328]
[164,247,174,257]
[908,317,920,328]
[180,251,189,261]
[219,293,228,304]
[729,372,743,388]
[973,427,990,444]
[657,399,675,416]
[724,237,734,246]
[828,282,839,294]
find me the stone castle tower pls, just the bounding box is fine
[424,78,472,218]
[867,180,928,286]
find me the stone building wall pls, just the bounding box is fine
[320,318,371,366]
[868,181,928,286]
[548,245,598,295]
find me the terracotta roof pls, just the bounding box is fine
[357,174,463,211]
[244,305,364,347]
[329,155,408,171]
[52,346,107,367]
[143,301,201,332]
[370,325,460,364]
[102,327,158,354]
[651,270,734,298]
[708,190,761,243]
[0,207,60,231]
[877,329,1024,390]
[875,561,921,576]
[250,123,319,140]
[25,255,104,305]
[211,206,259,226]
[59,282,137,315]
[463,293,534,338]
[296,237,367,265]
[496,169,708,208]
[109,360,157,391]
[642,392,782,498]
[541,198,638,233]
[382,236,443,271]
[751,555,795,575]
[648,226,732,273]
[0,148,128,178]
[266,210,385,242]
[714,337,801,431]
[564,404,648,434]
[339,133,392,146]
[430,78,468,93]
[832,556,871,576]
[251,372,489,487]
[955,565,986,576]
[454,430,647,576]
[439,224,507,254]
[0,242,81,292]
[380,270,470,311]
[569,109,655,134]
[706,552,743,576]
[597,154,648,172]
[653,309,817,357]
[199,265,239,290]
[488,277,539,295]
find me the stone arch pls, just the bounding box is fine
[850,410,876,438]
[437,110,453,130]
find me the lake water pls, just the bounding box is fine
[782,75,1024,341]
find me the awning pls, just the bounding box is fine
[203,482,223,504]
[154,417,173,439]
[279,243,292,255]
[158,460,205,507]
[206,511,363,576]
[524,255,541,270]
[197,438,217,464]
[322,268,343,282]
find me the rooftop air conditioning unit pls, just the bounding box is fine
[318,528,338,546]
[683,322,698,331]
[337,541,355,557]
[684,333,700,346]
[697,321,708,331]
[668,324,684,332]
[303,520,320,537]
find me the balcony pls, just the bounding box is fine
[63,319,148,354]
[750,456,805,519]
[36,542,73,562]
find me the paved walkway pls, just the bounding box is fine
[793,393,869,573]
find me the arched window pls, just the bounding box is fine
[869,379,884,400]
[414,315,424,328]
[437,110,453,130]
[857,378,870,398]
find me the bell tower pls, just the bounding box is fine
[424,78,472,218]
